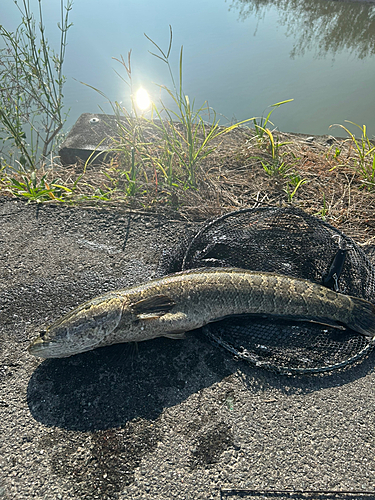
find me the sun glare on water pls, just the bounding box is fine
[135,88,151,111]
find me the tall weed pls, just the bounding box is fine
[0,0,72,170]
[82,26,255,192]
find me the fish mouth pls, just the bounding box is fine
[28,335,104,359]
[28,337,73,359]
[28,337,57,358]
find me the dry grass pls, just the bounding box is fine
[189,128,375,244]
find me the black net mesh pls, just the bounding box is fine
[158,206,375,374]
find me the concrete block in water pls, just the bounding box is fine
[59,113,126,166]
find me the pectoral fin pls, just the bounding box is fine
[136,312,168,320]
[131,294,176,319]
[162,331,186,339]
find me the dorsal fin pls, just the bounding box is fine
[130,294,176,318]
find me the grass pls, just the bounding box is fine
[143,31,254,188]
[285,173,307,203]
[315,192,328,220]
[248,122,307,202]
[0,0,72,170]
[252,99,294,143]
[330,121,375,190]
[2,114,375,244]
[252,126,294,177]
[3,167,80,203]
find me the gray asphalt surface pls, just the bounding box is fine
[1,196,375,500]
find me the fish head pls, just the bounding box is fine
[28,296,123,358]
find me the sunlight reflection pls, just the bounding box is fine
[135,88,151,111]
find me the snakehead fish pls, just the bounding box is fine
[28,267,375,358]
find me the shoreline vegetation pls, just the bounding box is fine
[1,1,375,245]
[2,123,375,243]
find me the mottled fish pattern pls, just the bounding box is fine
[28,268,375,358]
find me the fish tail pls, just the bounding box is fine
[347,297,375,338]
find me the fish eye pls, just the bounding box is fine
[39,329,47,338]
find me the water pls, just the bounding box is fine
[2,0,375,137]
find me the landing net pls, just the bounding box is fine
[158,206,375,374]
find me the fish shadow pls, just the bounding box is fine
[27,331,375,432]
[27,332,236,431]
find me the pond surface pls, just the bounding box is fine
[2,0,375,137]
